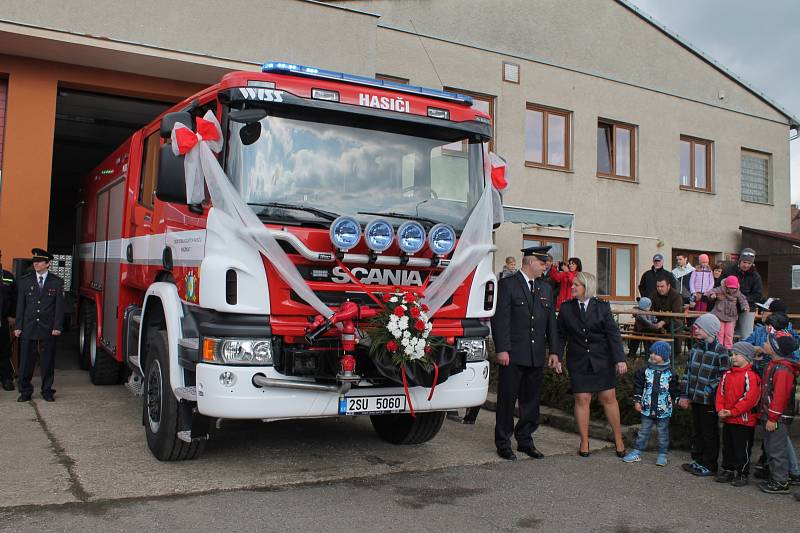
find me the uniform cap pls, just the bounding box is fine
[521,245,551,260]
[31,248,53,262]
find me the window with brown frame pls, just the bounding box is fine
[597,121,636,180]
[680,136,713,192]
[375,73,409,85]
[525,104,571,170]
[741,148,771,204]
[138,131,161,209]
[597,242,637,301]
[443,87,494,152]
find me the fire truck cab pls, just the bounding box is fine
[78,62,495,460]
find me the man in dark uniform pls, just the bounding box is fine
[0,249,16,391]
[492,245,561,460]
[14,248,64,402]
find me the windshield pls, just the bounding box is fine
[225,112,485,230]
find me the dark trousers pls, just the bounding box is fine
[0,321,12,381]
[18,337,57,396]
[764,421,791,484]
[627,338,651,357]
[721,424,755,475]
[463,405,481,423]
[690,402,720,471]
[494,364,543,450]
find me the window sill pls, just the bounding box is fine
[741,198,774,206]
[597,174,637,184]
[525,162,573,174]
[679,186,715,195]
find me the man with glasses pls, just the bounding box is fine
[0,249,16,391]
[13,249,64,402]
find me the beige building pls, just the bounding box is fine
[0,0,795,301]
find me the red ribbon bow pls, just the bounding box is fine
[174,116,221,155]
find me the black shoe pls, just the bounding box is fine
[615,448,626,458]
[17,394,31,402]
[714,469,734,483]
[518,446,544,459]
[578,450,591,458]
[42,394,55,402]
[497,448,517,461]
[759,479,790,494]
[789,474,800,486]
[462,418,476,425]
[731,473,749,487]
[2,380,14,391]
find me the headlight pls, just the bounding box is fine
[397,221,426,254]
[457,337,487,362]
[428,223,456,256]
[202,337,273,365]
[364,219,394,253]
[330,216,361,251]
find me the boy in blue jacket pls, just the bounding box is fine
[623,341,679,466]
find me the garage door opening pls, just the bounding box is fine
[46,88,171,286]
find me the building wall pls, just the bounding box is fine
[0,0,379,77]
[0,54,202,260]
[372,26,790,296]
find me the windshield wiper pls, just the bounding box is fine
[357,211,440,227]
[249,202,339,222]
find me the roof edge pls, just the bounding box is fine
[617,0,800,129]
[740,226,800,245]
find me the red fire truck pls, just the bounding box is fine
[77,62,496,460]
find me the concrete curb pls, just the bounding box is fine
[482,393,640,446]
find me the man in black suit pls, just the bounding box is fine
[492,246,561,460]
[14,248,65,402]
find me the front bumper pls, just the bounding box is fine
[195,361,489,419]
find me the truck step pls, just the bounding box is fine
[174,386,198,401]
[125,374,144,396]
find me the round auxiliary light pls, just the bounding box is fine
[330,216,361,251]
[428,223,456,256]
[397,221,426,255]
[364,219,394,253]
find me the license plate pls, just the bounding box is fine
[340,395,406,415]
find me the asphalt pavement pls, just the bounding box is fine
[1,336,799,532]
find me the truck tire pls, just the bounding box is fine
[143,330,205,461]
[370,411,445,445]
[77,300,92,370]
[88,308,120,385]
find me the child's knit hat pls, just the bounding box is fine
[724,275,740,289]
[698,253,710,264]
[694,313,721,338]
[731,341,756,363]
[769,331,798,358]
[637,297,652,311]
[650,341,671,363]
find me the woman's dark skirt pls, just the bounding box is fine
[567,354,616,393]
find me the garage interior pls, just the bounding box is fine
[47,88,170,260]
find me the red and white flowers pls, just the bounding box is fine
[373,290,435,365]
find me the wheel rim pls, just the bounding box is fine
[146,359,163,434]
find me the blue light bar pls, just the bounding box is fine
[262,61,473,106]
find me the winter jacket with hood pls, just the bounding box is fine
[761,358,800,424]
[673,264,696,301]
[633,361,680,418]
[705,286,749,323]
[681,339,730,405]
[715,364,761,427]
[724,264,764,309]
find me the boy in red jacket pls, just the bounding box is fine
[715,342,761,486]
[759,332,800,494]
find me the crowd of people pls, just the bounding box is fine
[489,245,800,499]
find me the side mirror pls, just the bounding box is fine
[160,111,193,139]
[155,144,187,203]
